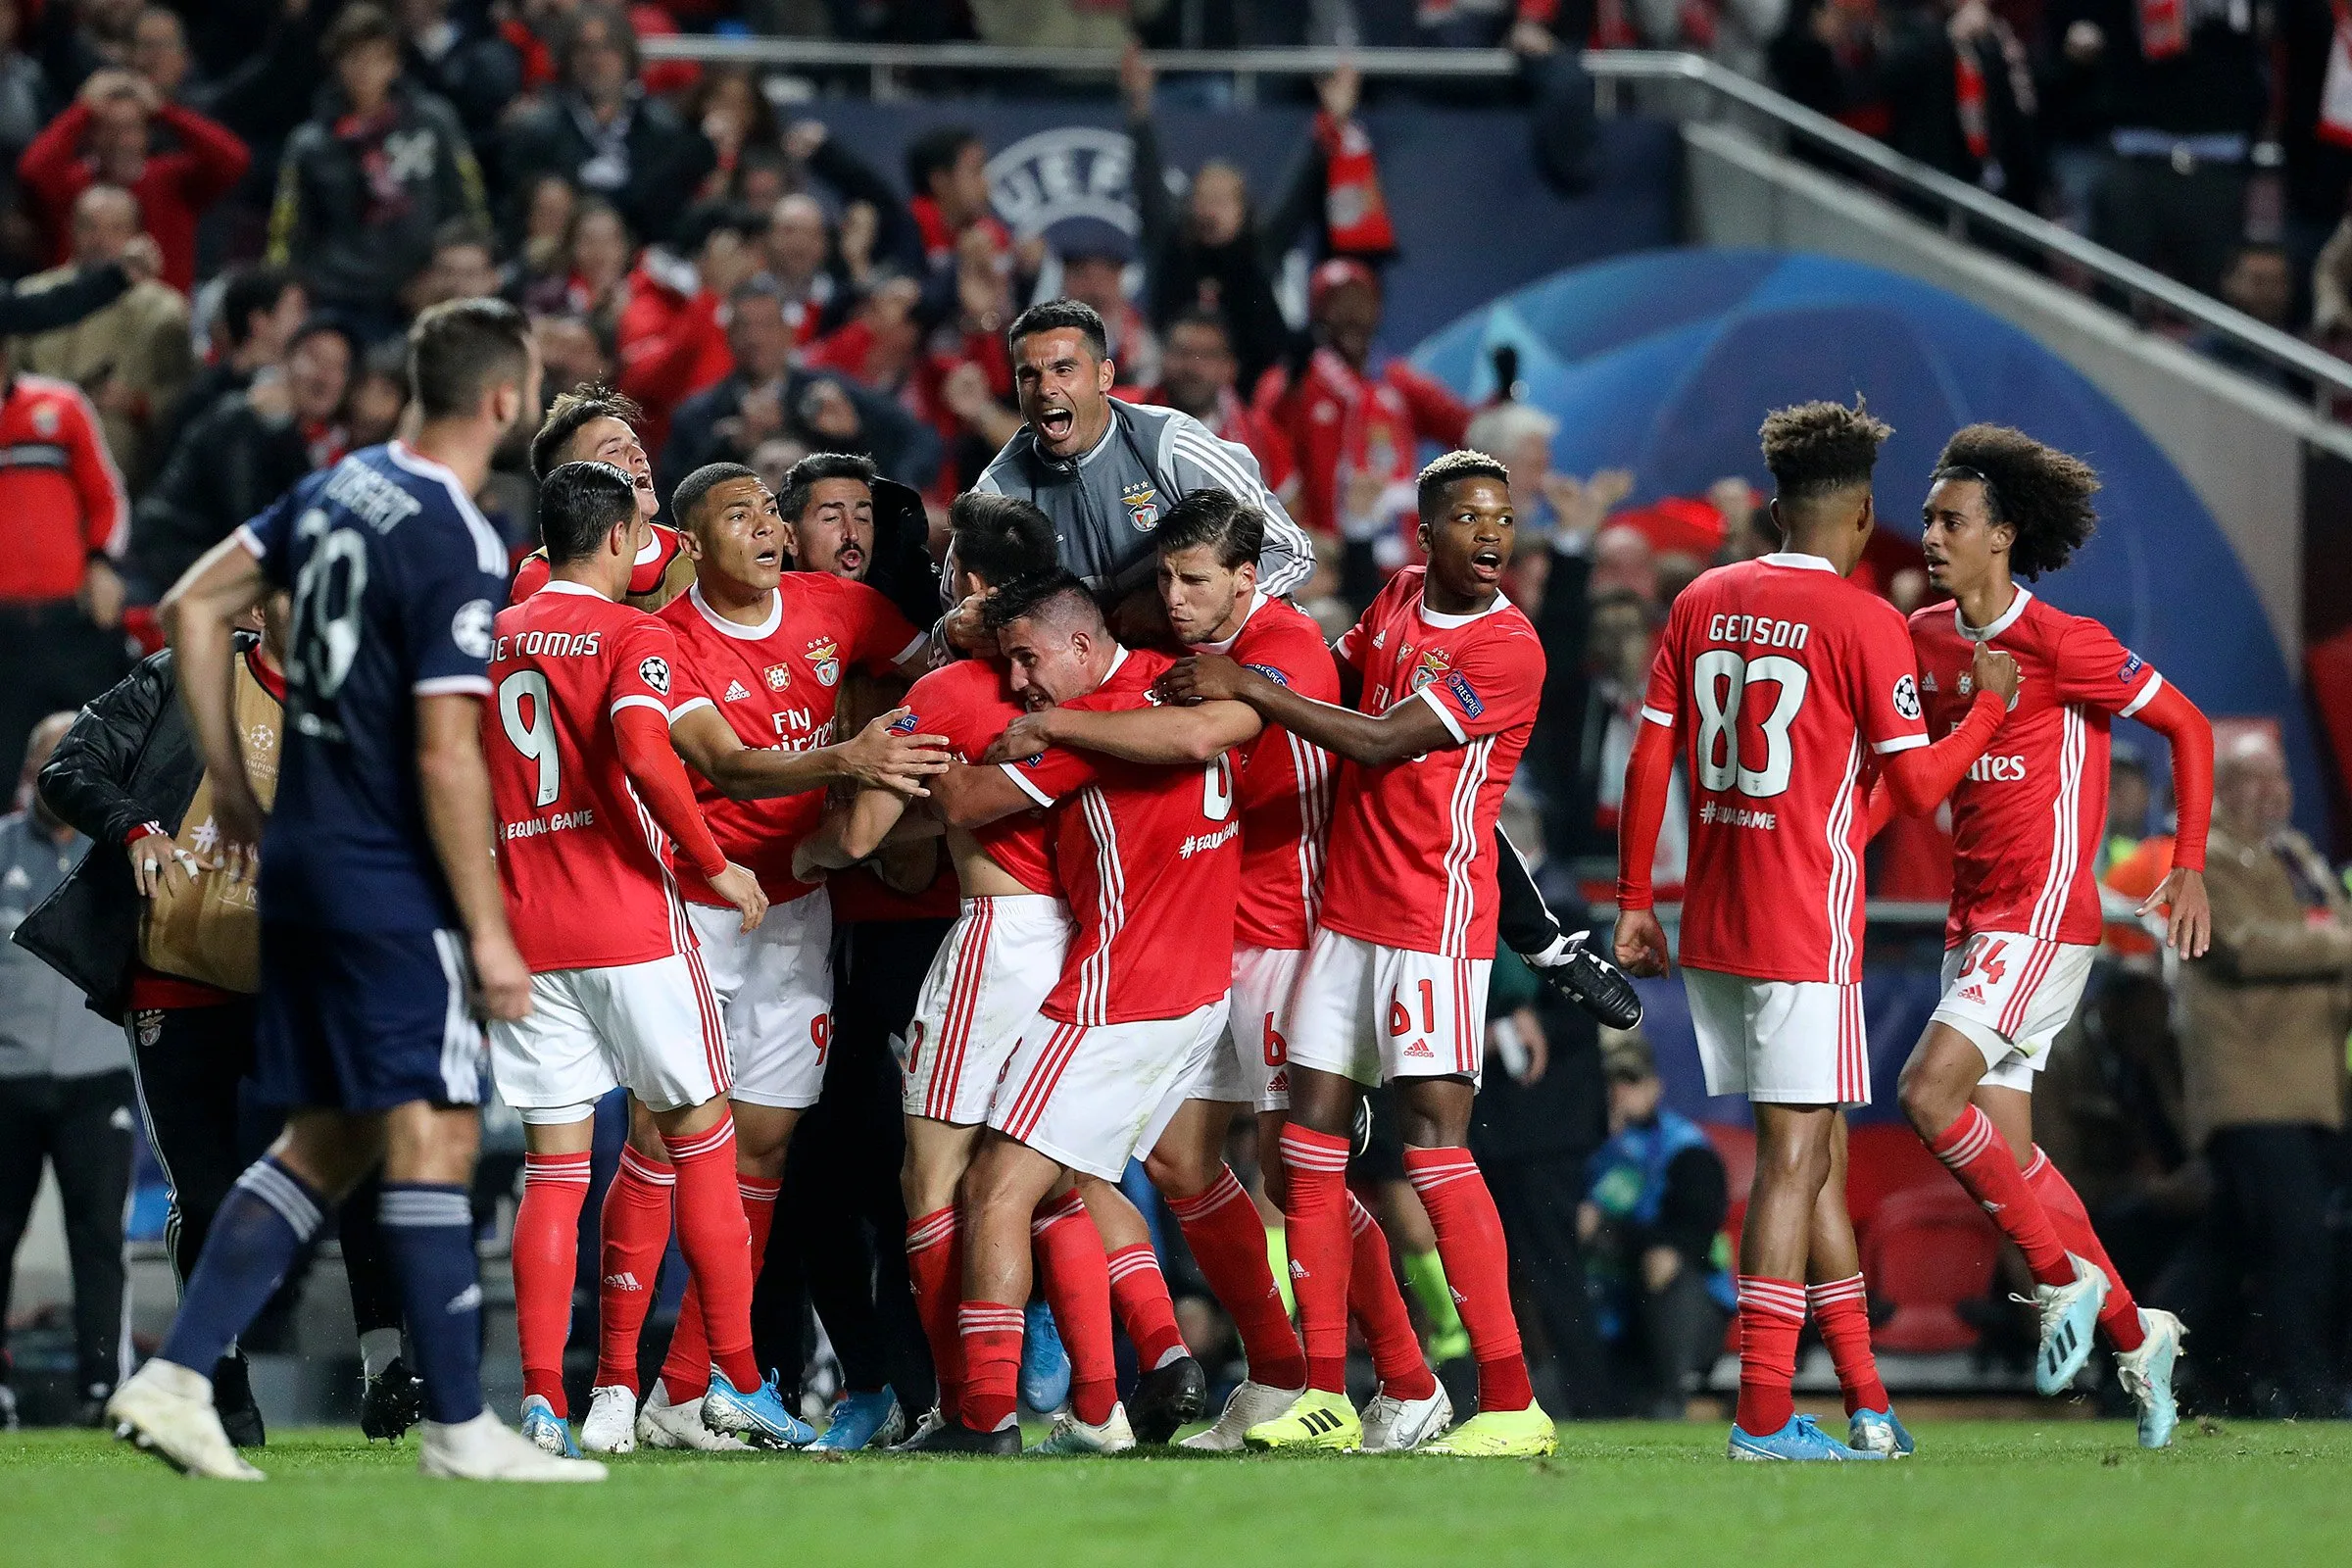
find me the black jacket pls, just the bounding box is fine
[655,369,944,500]
[131,394,315,598]
[0,261,130,336]
[270,79,490,312]
[16,635,267,1022]
[501,90,714,250]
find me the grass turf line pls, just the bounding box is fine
[4,1421,2350,1566]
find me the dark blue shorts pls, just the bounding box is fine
[255,922,485,1112]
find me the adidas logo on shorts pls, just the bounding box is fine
[1959,985,1986,1004]
[1404,1040,1435,1058]
[725,679,752,702]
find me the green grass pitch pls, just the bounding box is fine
[5,1421,2350,1566]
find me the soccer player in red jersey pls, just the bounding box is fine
[920,572,1244,1455]
[481,461,822,1454]
[1883,424,2211,1447]
[986,490,1450,1451]
[1614,402,2022,1461]
[511,388,695,611]
[793,492,1086,1451]
[591,462,945,1448]
[1159,452,1550,1456]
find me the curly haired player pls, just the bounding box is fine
[1878,423,2211,1448]
[1616,400,2021,1461]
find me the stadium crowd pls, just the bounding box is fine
[0,0,2345,1447]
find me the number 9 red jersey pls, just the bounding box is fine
[1642,553,1929,984]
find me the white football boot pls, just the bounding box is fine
[579,1385,639,1454]
[418,1411,607,1481]
[1360,1381,1454,1452]
[106,1360,263,1480]
[1031,1401,1137,1455]
[1179,1381,1308,1452]
[635,1379,751,1451]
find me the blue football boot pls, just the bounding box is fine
[2115,1309,2184,1449]
[1021,1299,1071,1412]
[1727,1414,1885,1461]
[519,1395,580,1458]
[2033,1253,2111,1396]
[701,1369,815,1449]
[806,1388,904,1451]
[1848,1406,1916,1458]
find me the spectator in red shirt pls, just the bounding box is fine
[904,124,1010,269]
[17,66,249,295]
[1258,258,1469,601]
[613,199,761,455]
[0,340,132,786]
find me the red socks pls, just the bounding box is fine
[514,1151,591,1412]
[906,1205,965,1421]
[1278,1125,1354,1395]
[1031,1190,1118,1425]
[1347,1194,1438,1401]
[1106,1244,1189,1372]
[656,1119,760,1397]
[957,1300,1024,1432]
[1168,1168,1307,1390]
[1736,1275,1806,1436]
[2024,1147,2145,1351]
[657,1165,780,1403]
[1927,1105,2072,1287]
[1401,1147,1532,1413]
[595,1145,675,1394]
[1807,1274,1887,1417]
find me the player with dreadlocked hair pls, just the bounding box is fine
[1616,399,2025,1461]
[1878,423,2212,1449]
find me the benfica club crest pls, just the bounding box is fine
[805,637,841,687]
[1409,648,1450,692]
[1120,483,1159,531]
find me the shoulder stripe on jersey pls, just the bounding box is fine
[1872,733,1928,755]
[2117,671,2164,719]
[1415,683,1469,746]
[415,674,492,697]
[611,695,668,719]
[1002,762,1054,809]
[1640,705,1674,728]
[667,696,714,724]
[890,630,930,671]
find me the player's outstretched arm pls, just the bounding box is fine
[978,699,1261,767]
[2130,680,2215,957]
[157,532,270,876]
[671,704,951,801]
[1878,647,2019,816]
[1160,653,1447,766]
[795,785,928,880]
[1612,713,1676,978]
[416,692,531,1023]
[932,760,1043,831]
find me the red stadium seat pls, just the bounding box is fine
[1860,1185,2000,1353]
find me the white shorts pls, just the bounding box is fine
[989,1000,1229,1181]
[1191,944,1305,1111]
[489,952,730,1121]
[900,894,1071,1125]
[1933,932,2097,1092]
[1684,966,1871,1106]
[686,891,833,1109]
[1286,928,1492,1089]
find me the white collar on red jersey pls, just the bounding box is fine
[1955,585,2033,643]
[1758,551,1838,573]
[1195,590,1267,655]
[689,579,781,640]
[1417,588,1510,629]
[537,580,605,600]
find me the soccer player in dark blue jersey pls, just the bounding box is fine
[106,300,602,1482]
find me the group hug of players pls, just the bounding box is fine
[102,296,2210,1480]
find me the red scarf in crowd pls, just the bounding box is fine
[1311,114,1396,258]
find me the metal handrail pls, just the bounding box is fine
[638,37,2352,407]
